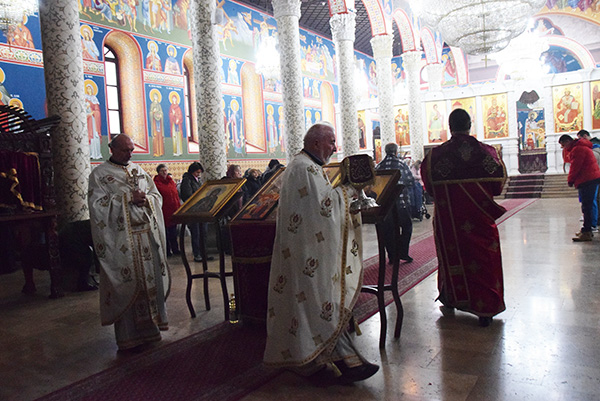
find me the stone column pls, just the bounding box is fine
[39,0,89,224]
[371,34,395,149]
[272,0,305,161]
[542,83,560,174]
[190,1,226,180]
[426,63,444,92]
[402,51,425,161]
[330,12,359,157]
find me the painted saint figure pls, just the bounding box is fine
[149,90,165,157]
[266,104,278,152]
[556,89,579,129]
[486,98,507,137]
[81,25,100,60]
[84,80,103,159]
[169,92,184,156]
[7,17,35,49]
[428,104,444,142]
[146,41,162,71]
[164,45,180,75]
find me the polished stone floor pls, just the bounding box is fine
[1,198,599,401]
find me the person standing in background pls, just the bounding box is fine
[154,164,181,256]
[421,109,507,327]
[179,162,213,262]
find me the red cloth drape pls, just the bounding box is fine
[0,151,43,210]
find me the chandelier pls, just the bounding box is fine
[490,30,549,80]
[0,0,38,35]
[255,36,280,82]
[412,0,546,55]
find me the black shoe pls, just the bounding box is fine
[399,255,413,263]
[335,361,379,382]
[478,317,493,327]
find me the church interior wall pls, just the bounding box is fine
[1,1,600,179]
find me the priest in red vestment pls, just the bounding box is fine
[421,108,507,327]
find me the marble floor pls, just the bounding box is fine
[1,198,599,401]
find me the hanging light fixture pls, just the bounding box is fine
[490,29,549,80]
[255,35,281,84]
[0,0,38,35]
[412,0,546,55]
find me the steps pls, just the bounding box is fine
[503,173,578,199]
[503,173,544,198]
[541,174,578,198]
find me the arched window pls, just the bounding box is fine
[104,46,123,137]
[104,31,146,148]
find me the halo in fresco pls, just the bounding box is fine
[80,24,94,39]
[147,40,159,53]
[9,98,23,109]
[149,88,162,102]
[169,91,180,104]
[84,79,98,96]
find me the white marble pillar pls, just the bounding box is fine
[272,0,305,161]
[402,51,425,161]
[371,34,395,149]
[190,1,226,180]
[39,0,90,224]
[426,63,444,92]
[505,90,520,176]
[330,12,359,157]
[542,83,561,174]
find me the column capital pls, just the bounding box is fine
[192,0,215,24]
[425,62,444,92]
[330,12,356,42]
[272,0,301,19]
[401,50,423,67]
[370,34,393,59]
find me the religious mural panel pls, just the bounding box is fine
[146,86,166,158]
[441,48,458,87]
[553,83,583,133]
[393,105,410,146]
[224,94,244,158]
[425,101,447,143]
[451,97,477,137]
[264,102,284,157]
[357,110,367,150]
[482,93,508,139]
[0,13,46,120]
[518,108,546,150]
[591,80,600,130]
[85,78,106,160]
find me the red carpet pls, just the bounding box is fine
[37,198,536,401]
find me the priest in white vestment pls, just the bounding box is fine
[88,134,170,352]
[263,122,379,382]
